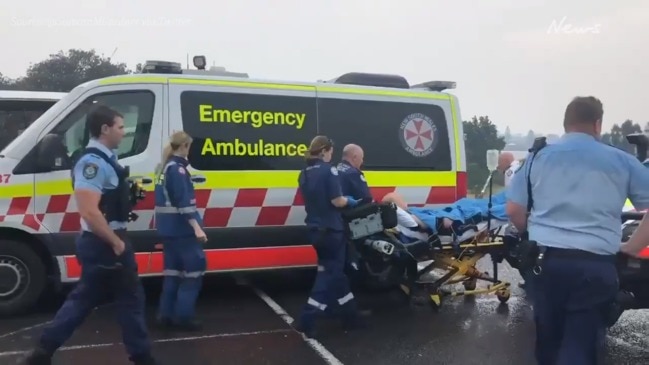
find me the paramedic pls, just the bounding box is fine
[337,144,372,200]
[24,105,157,365]
[497,151,521,187]
[506,96,649,365]
[295,135,367,338]
[154,131,207,332]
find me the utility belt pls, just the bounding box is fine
[514,240,616,275]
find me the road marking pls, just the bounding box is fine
[247,283,344,365]
[0,321,52,340]
[0,329,292,358]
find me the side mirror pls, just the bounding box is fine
[35,134,72,172]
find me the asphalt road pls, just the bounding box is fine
[1,257,648,365]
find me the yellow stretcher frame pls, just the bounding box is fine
[386,227,512,310]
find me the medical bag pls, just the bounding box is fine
[342,202,398,240]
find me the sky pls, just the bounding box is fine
[1,0,647,135]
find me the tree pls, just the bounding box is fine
[0,73,16,90]
[504,126,512,142]
[602,120,641,153]
[6,49,131,92]
[463,116,506,193]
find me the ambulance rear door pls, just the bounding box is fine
[315,87,458,206]
[12,83,165,279]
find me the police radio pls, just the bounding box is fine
[124,166,152,222]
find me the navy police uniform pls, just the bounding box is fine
[507,132,649,365]
[30,139,154,364]
[296,157,363,336]
[337,160,372,201]
[154,155,206,326]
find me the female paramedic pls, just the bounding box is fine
[294,135,368,338]
[154,131,207,332]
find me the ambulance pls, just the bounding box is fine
[0,57,467,316]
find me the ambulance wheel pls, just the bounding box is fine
[496,288,511,304]
[463,278,477,291]
[0,241,47,317]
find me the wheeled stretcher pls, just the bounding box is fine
[342,202,515,309]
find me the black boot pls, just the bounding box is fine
[172,319,203,332]
[130,353,159,365]
[154,317,174,330]
[22,348,52,365]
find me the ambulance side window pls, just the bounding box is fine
[13,90,155,174]
[317,98,453,171]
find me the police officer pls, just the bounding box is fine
[24,105,157,365]
[154,131,207,332]
[506,96,649,365]
[337,144,372,201]
[295,135,366,338]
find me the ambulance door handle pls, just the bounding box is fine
[192,175,206,184]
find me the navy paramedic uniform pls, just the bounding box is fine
[337,160,372,201]
[155,155,206,324]
[507,132,649,365]
[297,158,362,336]
[36,139,152,363]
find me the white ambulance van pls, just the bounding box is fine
[0,58,466,316]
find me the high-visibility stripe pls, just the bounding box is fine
[0,171,456,198]
[97,75,453,101]
[449,96,463,171]
[0,185,457,233]
[60,245,318,281]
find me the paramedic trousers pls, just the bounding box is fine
[299,229,359,329]
[158,236,206,323]
[38,230,151,361]
[532,247,617,365]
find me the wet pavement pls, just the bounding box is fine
[1,257,648,365]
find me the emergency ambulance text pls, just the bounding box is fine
[199,104,306,130]
[201,138,308,157]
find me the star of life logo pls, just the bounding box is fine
[399,113,437,157]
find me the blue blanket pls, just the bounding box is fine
[409,191,508,234]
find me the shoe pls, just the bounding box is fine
[130,353,159,365]
[154,317,174,330]
[172,319,203,332]
[22,348,52,365]
[294,321,316,338]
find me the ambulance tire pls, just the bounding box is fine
[0,241,47,317]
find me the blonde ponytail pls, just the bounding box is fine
[155,131,193,176]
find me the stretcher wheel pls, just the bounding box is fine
[463,278,477,291]
[496,288,511,304]
[428,288,443,311]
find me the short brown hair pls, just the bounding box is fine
[563,96,603,127]
[305,135,334,159]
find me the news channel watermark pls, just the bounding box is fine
[10,16,193,28]
[546,16,602,35]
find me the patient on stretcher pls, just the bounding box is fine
[380,191,510,245]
